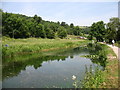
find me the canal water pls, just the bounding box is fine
[2,46,103,88]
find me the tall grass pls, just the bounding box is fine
[73,43,118,88]
[75,43,107,88]
[81,66,105,88]
[2,37,89,57]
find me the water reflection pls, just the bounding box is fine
[2,45,107,88]
[3,55,68,80]
[87,43,107,68]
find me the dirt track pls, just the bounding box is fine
[107,44,120,60]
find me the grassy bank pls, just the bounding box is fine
[2,37,89,57]
[99,44,118,88]
[85,44,118,88]
[115,43,120,48]
[73,43,119,88]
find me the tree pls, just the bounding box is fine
[105,17,119,43]
[116,22,120,41]
[36,24,46,38]
[61,22,66,26]
[91,21,106,42]
[57,21,60,25]
[18,23,30,38]
[33,14,42,24]
[73,26,81,35]
[3,10,90,39]
[45,28,55,39]
[70,23,74,28]
[57,27,67,39]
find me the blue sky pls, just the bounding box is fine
[2,2,118,26]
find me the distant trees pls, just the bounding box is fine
[2,10,83,39]
[36,24,46,38]
[105,17,119,43]
[73,26,81,35]
[70,23,74,28]
[61,22,66,26]
[3,9,119,42]
[90,21,106,42]
[45,28,55,39]
[57,27,67,39]
[117,27,120,42]
[90,17,120,43]
[33,14,42,24]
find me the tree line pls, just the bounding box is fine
[89,17,120,43]
[1,9,86,39]
[1,9,120,43]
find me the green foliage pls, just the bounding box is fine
[57,27,67,39]
[36,24,46,38]
[87,35,93,40]
[45,28,55,39]
[73,66,105,88]
[73,26,81,35]
[90,21,106,42]
[105,17,120,43]
[61,22,66,26]
[74,43,108,88]
[33,14,42,23]
[81,66,105,88]
[81,26,91,34]
[70,23,74,28]
[2,10,86,39]
[78,43,118,88]
[2,37,88,57]
[116,29,120,41]
[83,43,107,67]
[2,53,67,79]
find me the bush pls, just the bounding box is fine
[57,27,67,39]
[87,35,93,40]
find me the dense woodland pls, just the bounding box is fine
[1,9,89,39]
[90,18,120,43]
[1,9,120,43]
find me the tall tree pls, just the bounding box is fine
[33,14,42,24]
[36,24,46,38]
[73,26,81,35]
[45,28,55,39]
[57,26,67,39]
[61,22,66,26]
[70,23,74,28]
[91,21,106,42]
[105,17,119,43]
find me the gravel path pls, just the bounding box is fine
[107,44,120,60]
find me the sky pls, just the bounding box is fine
[1,1,118,26]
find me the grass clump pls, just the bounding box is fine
[81,66,105,88]
[74,43,118,88]
[2,37,89,57]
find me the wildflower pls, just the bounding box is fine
[5,44,9,47]
[72,75,76,80]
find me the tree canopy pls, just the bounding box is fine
[90,21,106,42]
[2,10,83,39]
[2,9,120,43]
[90,17,120,43]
